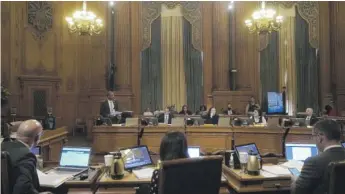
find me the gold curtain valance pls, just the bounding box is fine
[267,1,319,49]
[141,1,202,51]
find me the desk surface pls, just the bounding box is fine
[223,165,291,193]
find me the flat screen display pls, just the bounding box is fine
[188,146,200,158]
[30,146,41,155]
[59,147,91,168]
[341,141,345,148]
[120,146,153,170]
[267,92,284,114]
[285,143,318,161]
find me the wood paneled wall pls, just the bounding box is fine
[1,2,344,134]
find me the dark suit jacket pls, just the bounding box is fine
[157,113,173,124]
[100,100,119,117]
[305,115,318,126]
[205,114,219,125]
[178,110,192,115]
[223,109,236,115]
[293,147,345,194]
[1,139,40,194]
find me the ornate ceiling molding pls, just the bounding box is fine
[268,1,319,49]
[141,1,202,51]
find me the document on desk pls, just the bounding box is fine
[37,170,72,188]
[280,160,304,171]
[262,165,291,176]
[133,168,155,179]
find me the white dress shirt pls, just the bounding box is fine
[164,113,169,124]
[108,100,116,116]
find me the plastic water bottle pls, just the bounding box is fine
[230,153,234,169]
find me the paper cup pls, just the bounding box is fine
[104,155,113,166]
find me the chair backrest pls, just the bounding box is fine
[158,156,223,194]
[328,160,345,194]
[1,151,11,194]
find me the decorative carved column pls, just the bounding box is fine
[115,2,131,92]
[319,2,332,108]
[212,2,230,90]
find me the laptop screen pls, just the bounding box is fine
[59,147,91,167]
[188,146,200,158]
[285,143,318,161]
[341,141,345,148]
[234,143,261,159]
[120,146,153,170]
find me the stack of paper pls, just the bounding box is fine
[262,165,291,176]
[280,160,304,171]
[37,170,72,188]
[133,168,155,179]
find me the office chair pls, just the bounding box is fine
[158,156,223,194]
[328,160,345,194]
[1,151,11,194]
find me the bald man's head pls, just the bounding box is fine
[16,119,43,148]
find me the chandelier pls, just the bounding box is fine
[245,1,283,34]
[65,1,103,36]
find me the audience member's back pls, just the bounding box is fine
[292,120,345,194]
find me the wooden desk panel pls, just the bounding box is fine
[92,126,316,155]
[222,165,291,193]
[38,127,68,164]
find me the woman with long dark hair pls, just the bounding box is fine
[205,107,219,125]
[179,105,192,115]
[149,131,189,194]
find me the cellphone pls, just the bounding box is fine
[288,168,301,177]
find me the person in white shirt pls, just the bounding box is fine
[143,108,154,116]
[100,91,119,118]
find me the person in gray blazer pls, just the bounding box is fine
[292,120,345,194]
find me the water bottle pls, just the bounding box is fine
[36,155,43,170]
[230,153,234,169]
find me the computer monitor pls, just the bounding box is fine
[234,143,261,159]
[59,147,91,168]
[267,92,284,114]
[188,146,200,158]
[285,143,318,161]
[120,145,153,170]
[341,141,345,148]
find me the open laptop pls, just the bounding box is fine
[234,143,261,159]
[341,141,345,148]
[48,147,91,176]
[285,143,318,161]
[120,145,153,170]
[188,146,200,158]
[125,118,139,127]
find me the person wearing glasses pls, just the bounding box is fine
[2,120,51,194]
[291,120,345,194]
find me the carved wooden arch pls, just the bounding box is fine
[267,1,319,49]
[141,1,202,51]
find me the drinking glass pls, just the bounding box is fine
[104,155,113,177]
[239,152,248,174]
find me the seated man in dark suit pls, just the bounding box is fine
[292,120,345,194]
[100,91,119,123]
[305,108,318,126]
[2,119,51,194]
[158,106,173,124]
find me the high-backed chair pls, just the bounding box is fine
[328,160,345,194]
[1,151,11,194]
[158,156,223,194]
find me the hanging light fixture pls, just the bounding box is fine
[65,1,103,36]
[245,1,283,34]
